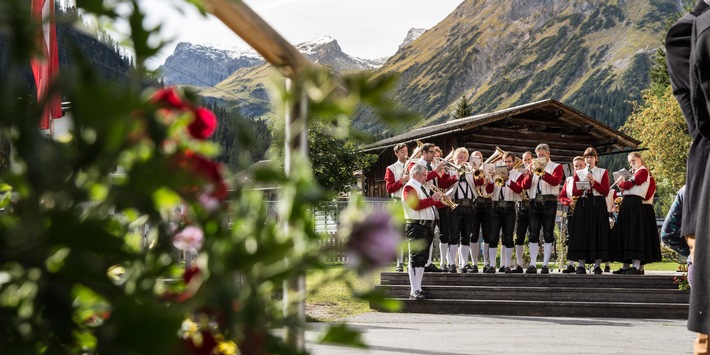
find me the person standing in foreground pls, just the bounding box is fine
[402,163,443,300]
[666,2,710,350]
[384,143,410,272]
[521,144,563,274]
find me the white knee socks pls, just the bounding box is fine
[459,245,470,266]
[529,243,539,267]
[488,247,498,268]
[440,242,448,267]
[505,247,513,268]
[471,242,480,267]
[515,245,524,267]
[543,242,552,267]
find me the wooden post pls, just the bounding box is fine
[202,1,315,349]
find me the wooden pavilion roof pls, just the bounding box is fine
[362,99,640,162]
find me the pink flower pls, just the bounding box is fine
[173,226,204,251]
[345,211,399,273]
[188,107,217,140]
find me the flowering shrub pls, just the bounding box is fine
[0,2,409,354]
[674,273,690,291]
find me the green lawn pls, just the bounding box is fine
[306,265,381,322]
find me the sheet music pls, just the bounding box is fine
[495,166,509,180]
[532,157,546,171]
[483,163,495,177]
[613,168,632,181]
[470,156,482,168]
[576,168,590,181]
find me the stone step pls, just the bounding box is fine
[380,272,681,289]
[376,285,689,304]
[373,298,689,319]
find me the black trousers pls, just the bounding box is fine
[515,202,529,245]
[449,205,474,245]
[472,201,492,244]
[490,204,516,248]
[405,222,434,268]
[528,199,557,244]
[437,207,450,244]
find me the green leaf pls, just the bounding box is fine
[318,324,367,349]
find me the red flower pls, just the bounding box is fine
[151,87,188,110]
[188,107,217,140]
[171,151,228,201]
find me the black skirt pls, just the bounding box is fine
[568,195,610,261]
[641,204,662,263]
[610,195,660,263]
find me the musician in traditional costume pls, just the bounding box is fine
[406,143,447,272]
[432,146,457,271]
[487,152,524,273]
[611,152,662,274]
[559,156,585,273]
[568,148,610,275]
[384,143,409,272]
[446,148,476,273]
[521,144,563,274]
[469,150,494,272]
[402,164,444,300]
[512,151,534,273]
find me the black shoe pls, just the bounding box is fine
[448,265,457,273]
[526,265,537,274]
[460,264,471,273]
[409,290,426,300]
[623,267,641,275]
[395,264,404,272]
[604,265,611,273]
[612,268,629,275]
[482,265,491,273]
[640,269,645,275]
[562,265,575,274]
[503,266,512,274]
[471,265,479,273]
[424,264,443,273]
[484,266,496,274]
[540,266,549,274]
[498,266,506,273]
[511,265,524,274]
[593,267,603,275]
[576,266,586,274]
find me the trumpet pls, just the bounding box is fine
[426,183,458,210]
[533,166,545,176]
[473,167,484,179]
[494,174,506,187]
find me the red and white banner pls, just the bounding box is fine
[31,0,62,130]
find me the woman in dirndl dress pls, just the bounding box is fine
[611,152,662,274]
[568,147,610,274]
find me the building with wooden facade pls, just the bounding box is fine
[360,99,640,198]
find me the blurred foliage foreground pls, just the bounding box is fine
[0,1,412,354]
